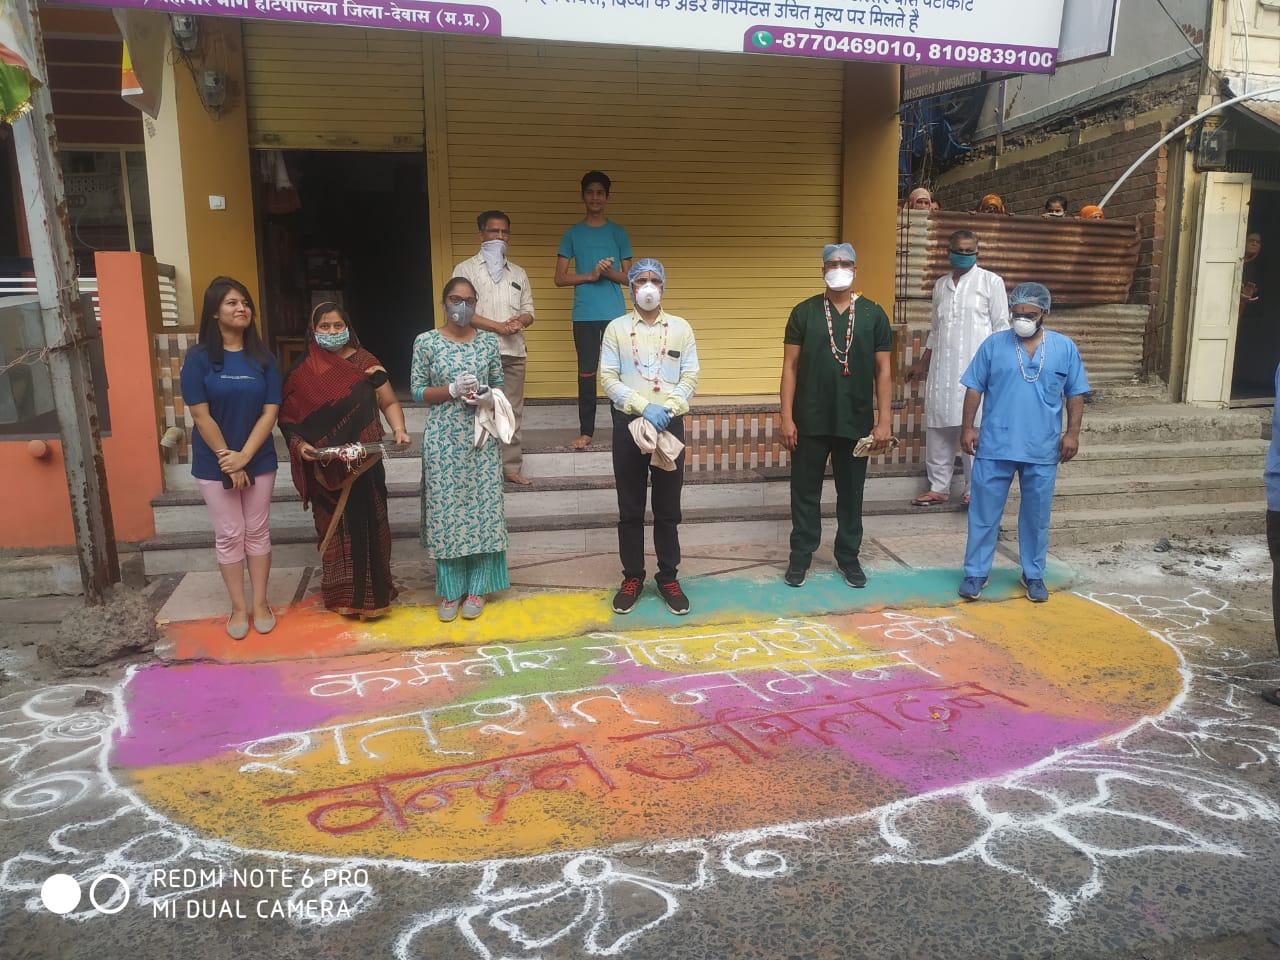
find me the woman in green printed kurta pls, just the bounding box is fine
[410,277,509,622]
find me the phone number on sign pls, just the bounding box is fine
[752,31,1056,70]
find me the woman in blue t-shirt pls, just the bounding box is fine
[179,277,282,640]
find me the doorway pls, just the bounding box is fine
[1231,184,1280,403]
[256,150,432,388]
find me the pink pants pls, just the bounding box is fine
[197,472,276,564]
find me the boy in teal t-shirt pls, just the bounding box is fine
[555,170,632,448]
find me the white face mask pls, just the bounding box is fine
[1012,316,1042,338]
[480,239,506,282]
[634,282,662,311]
[824,267,854,291]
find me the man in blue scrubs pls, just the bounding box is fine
[957,282,1089,603]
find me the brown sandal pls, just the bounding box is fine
[911,491,950,507]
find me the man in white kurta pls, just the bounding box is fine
[905,229,1009,505]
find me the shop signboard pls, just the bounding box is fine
[899,0,1120,102]
[54,0,1068,72]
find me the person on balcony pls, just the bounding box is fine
[180,277,281,640]
[453,210,536,486]
[905,229,1009,508]
[1042,194,1069,218]
[974,194,1009,215]
[904,187,933,211]
[779,243,893,590]
[279,303,410,620]
[957,283,1089,604]
[599,258,699,616]
[555,170,633,451]
[410,277,509,622]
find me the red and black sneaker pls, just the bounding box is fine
[612,576,644,614]
[656,579,690,616]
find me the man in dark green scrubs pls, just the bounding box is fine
[779,242,894,588]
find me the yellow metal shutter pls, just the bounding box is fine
[439,39,844,399]
[243,22,425,150]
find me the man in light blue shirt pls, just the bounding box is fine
[957,282,1089,603]
[555,170,633,450]
[599,258,698,617]
[1263,362,1280,707]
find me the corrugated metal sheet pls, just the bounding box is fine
[439,38,845,399]
[897,300,1146,381]
[896,211,1141,307]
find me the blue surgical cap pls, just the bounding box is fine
[822,242,856,264]
[1009,282,1052,312]
[628,258,665,285]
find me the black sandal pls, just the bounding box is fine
[1261,689,1280,708]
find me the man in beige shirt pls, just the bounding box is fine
[453,210,536,484]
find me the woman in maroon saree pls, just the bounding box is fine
[280,303,410,618]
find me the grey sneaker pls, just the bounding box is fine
[460,594,486,619]
[438,598,460,622]
[783,565,807,587]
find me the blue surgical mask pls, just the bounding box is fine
[315,329,350,351]
[949,252,978,270]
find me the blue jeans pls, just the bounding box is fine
[963,458,1058,580]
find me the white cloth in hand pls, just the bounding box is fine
[474,388,515,448]
[628,418,685,471]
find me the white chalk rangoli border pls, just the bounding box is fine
[2,588,1278,958]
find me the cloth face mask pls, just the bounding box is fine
[315,330,350,351]
[949,252,978,270]
[480,239,507,283]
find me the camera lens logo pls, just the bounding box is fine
[41,874,130,915]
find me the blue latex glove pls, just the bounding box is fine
[642,403,671,432]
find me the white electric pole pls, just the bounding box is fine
[11,0,119,603]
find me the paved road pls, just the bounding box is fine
[2,535,1279,960]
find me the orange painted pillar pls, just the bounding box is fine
[96,251,163,543]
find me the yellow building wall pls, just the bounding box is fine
[841,62,900,313]
[177,21,260,323]
[146,21,260,327]
[436,39,898,398]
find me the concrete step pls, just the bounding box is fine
[1005,469,1265,509]
[1064,438,1268,478]
[1078,404,1266,443]
[148,472,930,537]
[139,492,978,576]
[1029,500,1265,546]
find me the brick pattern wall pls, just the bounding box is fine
[156,333,194,465]
[683,327,929,473]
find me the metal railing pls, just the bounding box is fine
[0,263,181,326]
